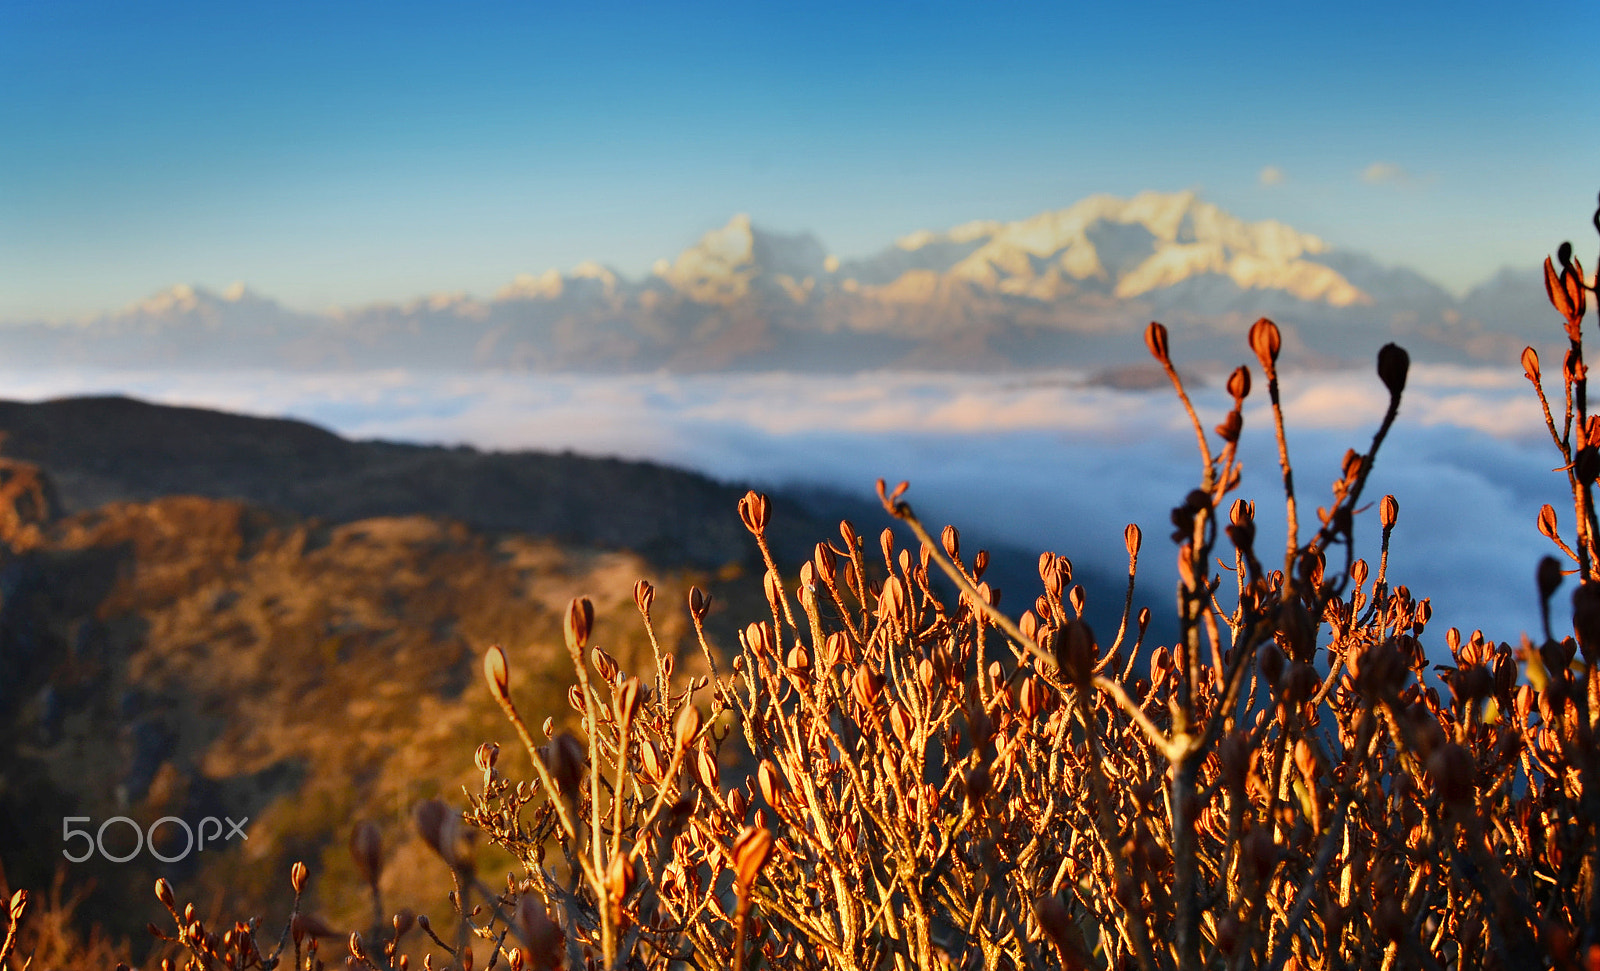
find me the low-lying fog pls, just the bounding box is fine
[0,364,1564,650]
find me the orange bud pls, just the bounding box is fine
[731,826,774,894]
[564,597,594,650]
[1124,523,1141,557]
[633,579,655,616]
[1380,495,1399,530]
[1249,318,1282,369]
[941,524,959,559]
[1522,346,1541,383]
[738,490,771,534]
[483,646,511,706]
[1144,321,1170,363]
[688,586,710,622]
[290,862,308,896]
[1226,365,1252,401]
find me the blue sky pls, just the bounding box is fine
[3,0,1597,319]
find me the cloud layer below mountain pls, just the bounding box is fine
[0,363,1561,646]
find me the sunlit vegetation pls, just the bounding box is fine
[6,197,1600,970]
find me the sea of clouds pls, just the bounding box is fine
[0,363,1568,649]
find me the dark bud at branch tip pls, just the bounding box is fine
[1377,344,1409,397]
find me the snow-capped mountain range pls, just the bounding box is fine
[3,191,1558,372]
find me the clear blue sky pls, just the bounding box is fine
[3,0,1597,319]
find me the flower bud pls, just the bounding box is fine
[349,821,382,889]
[1377,343,1409,396]
[1380,495,1398,530]
[1522,346,1541,383]
[1144,321,1170,363]
[738,490,771,534]
[731,826,774,894]
[1226,365,1252,401]
[483,646,511,706]
[633,579,655,616]
[1249,318,1281,369]
[1573,581,1600,663]
[564,597,594,650]
[290,862,308,896]
[688,586,710,622]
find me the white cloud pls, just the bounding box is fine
[0,364,1562,644]
[1361,161,1410,184]
[1258,165,1286,187]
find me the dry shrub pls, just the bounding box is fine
[7,196,1600,971]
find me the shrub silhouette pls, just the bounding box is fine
[6,194,1600,970]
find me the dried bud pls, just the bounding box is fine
[1215,409,1243,443]
[693,743,719,790]
[474,742,499,773]
[1257,642,1286,689]
[672,707,704,751]
[633,579,655,616]
[1379,495,1399,530]
[1427,742,1475,810]
[349,822,383,888]
[546,733,585,797]
[615,676,642,735]
[1144,321,1170,363]
[1055,619,1097,687]
[514,898,563,971]
[1226,365,1252,401]
[1538,504,1561,542]
[851,664,885,710]
[1522,346,1541,383]
[412,799,450,854]
[1546,254,1588,331]
[1377,343,1409,396]
[731,826,774,894]
[290,862,308,896]
[1574,581,1600,663]
[1123,523,1141,557]
[757,760,784,809]
[738,490,771,534]
[483,646,511,706]
[964,763,991,807]
[941,524,960,559]
[1249,318,1282,369]
[563,597,594,650]
[688,586,710,622]
[154,878,176,910]
[1579,447,1600,486]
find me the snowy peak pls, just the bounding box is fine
[878,191,1366,307]
[654,214,829,304]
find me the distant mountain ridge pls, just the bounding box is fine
[3,191,1554,371]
